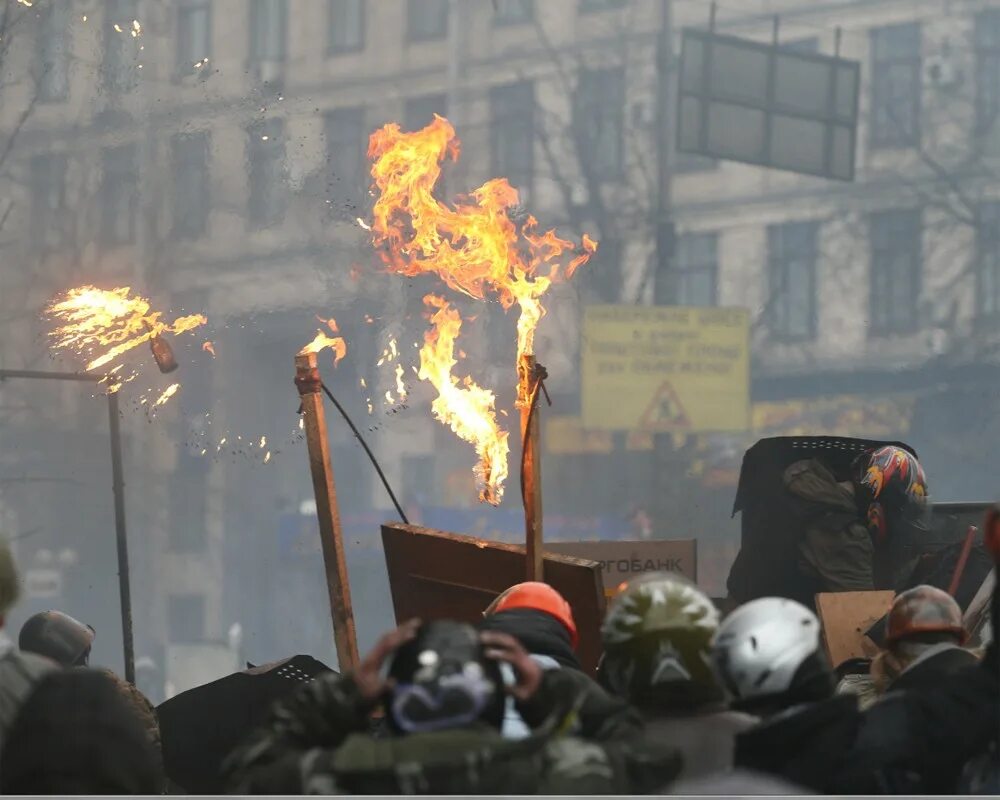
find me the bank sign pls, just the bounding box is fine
[546,539,698,596]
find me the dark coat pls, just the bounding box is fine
[889,646,980,695]
[224,668,680,795]
[735,694,861,793]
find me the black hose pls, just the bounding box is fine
[318,382,409,525]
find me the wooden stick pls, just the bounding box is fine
[518,353,544,582]
[294,352,360,672]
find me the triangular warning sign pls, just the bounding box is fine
[638,380,691,431]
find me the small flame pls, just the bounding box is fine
[113,23,123,33]
[366,398,374,415]
[395,363,407,400]
[298,418,304,430]
[360,377,367,389]
[46,286,206,372]
[264,451,272,464]
[299,316,346,365]
[154,383,180,407]
[259,436,267,448]
[357,217,372,231]
[418,295,509,504]
[202,341,216,357]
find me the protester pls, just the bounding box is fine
[225,619,680,794]
[710,596,860,792]
[0,539,56,755]
[834,509,1000,794]
[480,581,636,741]
[0,668,162,794]
[729,444,929,609]
[99,668,168,792]
[19,609,95,668]
[599,572,756,779]
[870,584,977,695]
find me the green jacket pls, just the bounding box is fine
[224,669,680,794]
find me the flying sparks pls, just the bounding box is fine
[154,383,180,407]
[202,341,216,357]
[46,286,207,372]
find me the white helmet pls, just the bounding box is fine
[710,597,823,706]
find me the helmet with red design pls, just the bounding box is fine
[854,445,929,543]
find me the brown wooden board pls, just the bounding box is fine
[381,523,606,674]
[546,540,697,597]
[815,590,895,667]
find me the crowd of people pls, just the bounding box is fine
[0,513,996,795]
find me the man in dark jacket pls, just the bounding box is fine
[871,584,978,696]
[480,581,636,741]
[225,619,680,794]
[711,596,861,793]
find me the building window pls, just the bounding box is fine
[494,0,533,25]
[168,593,206,643]
[575,68,625,180]
[977,202,1000,319]
[250,0,287,62]
[407,0,448,42]
[325,107,366,207]
[30,154,67,249]
[168,449,209,553]
[404,93,447,131]
[580,0,626,11]
[869,209,921,335]
[37,1,70,101]
[173,132,210,240]
[101,144,138,246]
[666,232,717,307]
[583,238,622,302]
[247,119,286,228]
[176,1,211,77]
[767,221,819,342]
[490,81,534,195]
[103,0,139,93]
[871,23,921,148]
[975,10,1000,136]
[328,0,364,54]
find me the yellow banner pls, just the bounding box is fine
[582,305,750,433]
[546,415,614,455]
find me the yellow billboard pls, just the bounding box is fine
[582,305,750,433]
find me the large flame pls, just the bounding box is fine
[420,295,509,505]
[368,115,596,361]
[46,286,206,372]
[367,115,596,500]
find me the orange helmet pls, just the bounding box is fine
[485,582,578,649]
[885,584,967,645]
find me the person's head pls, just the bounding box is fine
[386,620,505,736]
[853,446,929,545]
[884,584,966,665]
[0,538,20,628]
[599,572,722,708]
[0,668,162,794]
[710,597,834,716]
[19,610,95,667]
[483,581,578,649]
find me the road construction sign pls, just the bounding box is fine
[582,305,750,433]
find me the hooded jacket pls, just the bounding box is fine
[224,667,679,795]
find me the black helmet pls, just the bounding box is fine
[386,620,504,735]
[19,611,94,667]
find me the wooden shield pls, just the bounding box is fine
[381,523,606,674]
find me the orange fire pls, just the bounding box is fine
[300,316,346,365]
[367,115,596,500]
[420,295,509,504]
[46,286,206,372]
